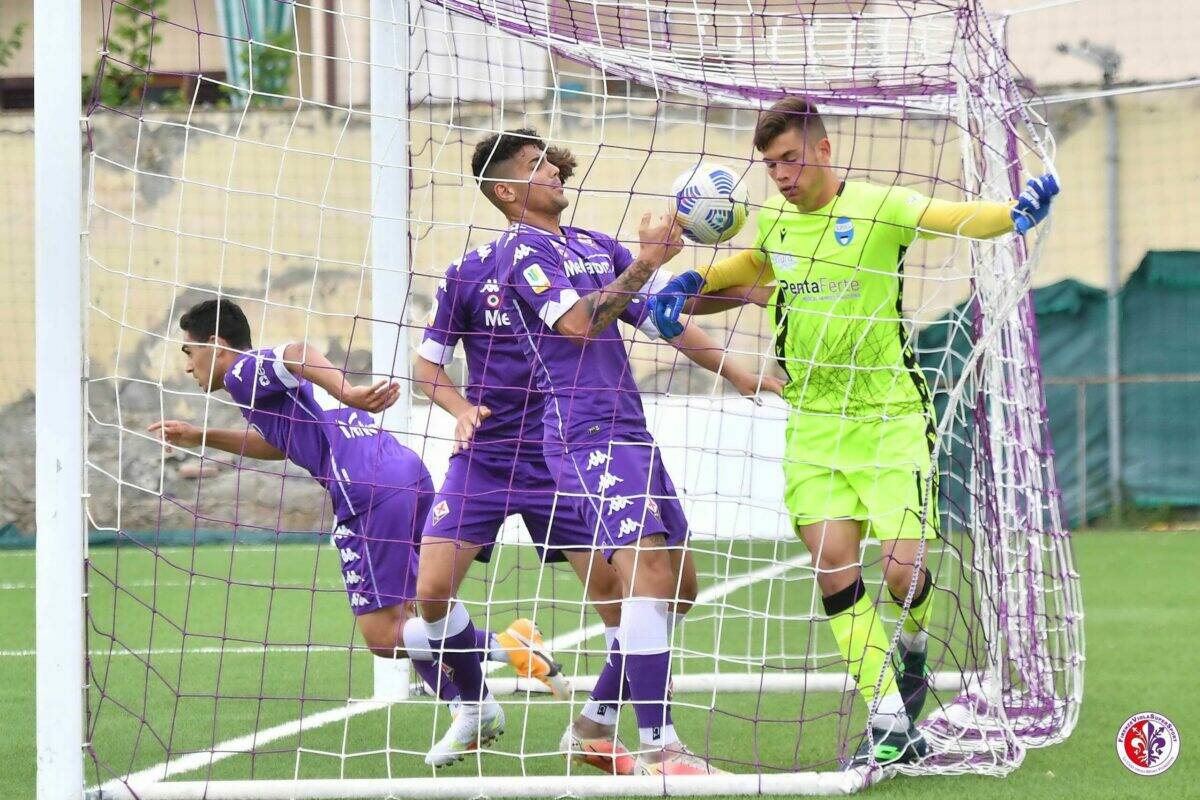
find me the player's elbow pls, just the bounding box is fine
[554,315,592,346]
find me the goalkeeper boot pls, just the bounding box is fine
[560,723,636,776]
[496,618,570,700]
[634,743,728,776]
[897,641,930,721]
[425,699,506,767]
[843,720,928,770]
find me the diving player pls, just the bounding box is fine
[647,96,1060,768]
[150,298,540,715]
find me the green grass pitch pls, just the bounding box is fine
[1,530,1194,798]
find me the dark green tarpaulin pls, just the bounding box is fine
[920,250,1200,526]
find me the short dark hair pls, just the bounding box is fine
[471,127,546,203]
[179,298,253,350]
[753,96,827,152]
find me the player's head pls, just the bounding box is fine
[471,127,570,221]
[178,298,253,392]
[753,97,833,208]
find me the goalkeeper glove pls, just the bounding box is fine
[647,270,704,339]
[1011,173,1060,234]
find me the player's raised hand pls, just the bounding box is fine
[648,270,704,339]
[1011,173,1060,234]
[453,404,492,453]
[341,379,401,413]
[148,419,203,452]
[637,211,685,267]
[730,371,786,404]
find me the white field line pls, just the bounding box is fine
[0,644,358,658]
[97,551,813,795]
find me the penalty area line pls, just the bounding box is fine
[97,551,813,795]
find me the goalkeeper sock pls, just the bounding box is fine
[478,629,510,663]
[890,571,934,653]
[823,578,902,713]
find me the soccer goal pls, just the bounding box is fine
[35,1,1082,798]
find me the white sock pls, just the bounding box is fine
[639,722,679,748]
[899,628,928,654]
[423,600,470,642]
[604,626,620,650]
[870,693,910,733]
[401,617,433,661]
[668,612,686,640]
[580,699,619,726]
[487,632,510,663]
[619,597,670,655]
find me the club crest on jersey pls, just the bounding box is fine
[646,497,660,519]
[431,500,450,525]
[834,216,854,246]
[523,264,551,294]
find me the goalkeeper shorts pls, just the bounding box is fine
[782,410,938,541]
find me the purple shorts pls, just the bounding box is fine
[421,448,595,563]
[333,470,432,616]
[542,432,689,561]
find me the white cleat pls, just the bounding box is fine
[425,700,506,767]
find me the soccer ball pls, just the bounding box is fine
[671,163,750,244]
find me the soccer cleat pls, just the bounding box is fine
[843,721,928,770]
[560,724,636,776]
[424,701,506,767]
[496,618,571,700]
[897,642,930,721]
[634,743,728,776]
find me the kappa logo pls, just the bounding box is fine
[585,449,611,471]
[431,500,450,525]
[513,244,535,263]
[339,547,358,564]
[332,524,352,542]
[607,495,632,515]
[231,356,249,382]
[343,570,362,586]
[349,593,370,608]
[523,264,551,295]
[618,518,642,536]
[476,243,493,259]
[597,472,624,491]
[480,278,501,294]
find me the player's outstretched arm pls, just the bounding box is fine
[280,342,400,412]
[647,249,773,337]
[666,322,784,400]
[148,420,285,460]
[554,212,683,344]
[917,173,1060,239]
[411,355,491,453]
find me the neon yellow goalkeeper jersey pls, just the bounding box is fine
[755,180,933,417]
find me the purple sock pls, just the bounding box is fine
[431,620,488,703]
[589,637,626,712]
[412,659,460,703]
[475,627,494,659]
[625,651,674,732]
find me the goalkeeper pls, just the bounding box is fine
[647,97,1059,769]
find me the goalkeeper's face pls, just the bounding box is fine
[760,128,833,210]
[501,144,569,219]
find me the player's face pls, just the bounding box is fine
[760,128,832,208]
[182,334,223,393]
[504,144,569,217]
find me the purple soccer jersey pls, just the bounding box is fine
[417,245,597,560]
[496,222,690,555]
[223,346,427,522]
[497,223,671,442]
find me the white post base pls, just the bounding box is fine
[371,656,412,702]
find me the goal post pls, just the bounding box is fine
[53,1,1082,798]
[34,1,86,799]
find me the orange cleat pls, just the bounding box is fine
[495,618,571,700]
[634,743,727,776]
[560,724,637,776]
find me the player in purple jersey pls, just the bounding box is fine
[150,299,551,718]
[462,128,774,776]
